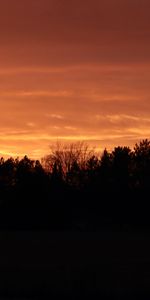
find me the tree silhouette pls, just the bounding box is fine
[133,139,150,190]
[0,140,150,229]
[112,146,132,190]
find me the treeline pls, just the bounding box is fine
[0,140,150,230]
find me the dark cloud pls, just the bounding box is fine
[0,0,150,65]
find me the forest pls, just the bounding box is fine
[0,139,150,230]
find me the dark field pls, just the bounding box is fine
[0,230,150,299]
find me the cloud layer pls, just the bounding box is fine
[0,0,150,157]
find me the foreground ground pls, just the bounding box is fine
[0,230,150,299]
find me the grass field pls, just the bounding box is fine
[0,230,150,298]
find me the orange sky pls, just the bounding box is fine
[0,0,150,158]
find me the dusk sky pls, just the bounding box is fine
[0,0,150,158]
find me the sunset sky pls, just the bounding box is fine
[0,0,150,158]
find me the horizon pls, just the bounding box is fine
[0,138,148,161]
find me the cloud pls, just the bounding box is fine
[48,114,64,119]
[0,0,149,157]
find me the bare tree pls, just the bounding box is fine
[41,141,95,178]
